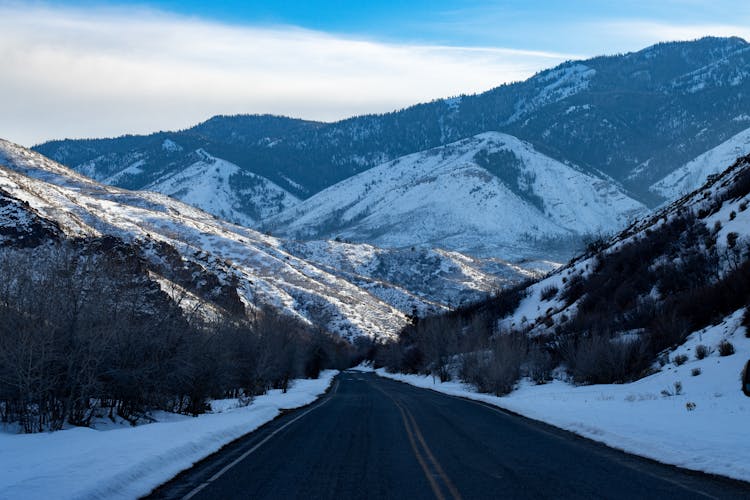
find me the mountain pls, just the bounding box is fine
[500,150,750,343]
[34,115,326,199]
[281,239,546,312]
[265,132,648,258]
[35,37,750,209]
[650,125,750,199]
[140,148,299,226]
[0,139,523,340]
[380,135,750,395]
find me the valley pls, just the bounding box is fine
[3,31,750,500]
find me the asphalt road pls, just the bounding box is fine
[147,372,750,500]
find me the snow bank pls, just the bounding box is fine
[0,371,337,500]
[377,312,750,482]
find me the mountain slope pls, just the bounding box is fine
[265,132,648,258]
[378,134,750,387]
[500,151,750,347]
[0,139,519,339]
[0,139,405,340]
[282,239,546,314]
[141,148,299,226]
[650,125,750,199]
[35,37,750,208]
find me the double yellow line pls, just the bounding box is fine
[372,382,462,500]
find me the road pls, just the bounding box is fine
[147,371,750,500]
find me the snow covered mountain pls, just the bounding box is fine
[282,239,546,313]
[141,148,299,226]
[0,139,520,340]
[265,132,648,258]
[70,137,301,226]
[500,151,750,343]
[651,125,750,199]
[36,37,750,208]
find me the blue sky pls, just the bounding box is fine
[2,1,749,145]
[44,0,750,53]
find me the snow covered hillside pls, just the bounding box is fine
[0,140,395,340]
[283,239,546,315]
[266,132,648,259]
[0,139,516,339]
[503,152,750,338]
[651,125,750,199]
[142,149,299,226]
[61,136,301,226]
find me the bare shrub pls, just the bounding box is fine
[691,367,702,376]
[540,285,559,301]
[526,345,554,384]
[718,340,735,356]
[694,344,712,360]
[560,274,586,305]
[673,354,688,366]
[460,333,525,396]
[661,381,683,397]
[560,333,651,385]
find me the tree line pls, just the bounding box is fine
[0,239,354,433]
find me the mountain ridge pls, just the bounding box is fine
[30,36,750,261]
[34,37,750,201]
[0,138,531,339]
[264,132,648,258]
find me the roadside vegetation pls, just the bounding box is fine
[0,239,353,433]
[375,161,750,397]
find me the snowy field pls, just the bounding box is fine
[376,311,750,482]
[0,371,337,500]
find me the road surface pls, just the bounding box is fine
[147,371,750,499]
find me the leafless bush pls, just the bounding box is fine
[561,333,651,384]
[694,344,712,360]
[661,381,683,397]
[539,285,559,301]
[673,354,688,366]
[460,333,525,396]
[526,345,554,384]
[718,340,735,356]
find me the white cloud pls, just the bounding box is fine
[578,20,750,54]
[0,4,572,146]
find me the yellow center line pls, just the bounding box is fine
[396,401,447,500]
[370,379,462,500]
[404,408,463,500]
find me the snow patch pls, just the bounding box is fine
[651,126,750,198]
[161,139,183,152]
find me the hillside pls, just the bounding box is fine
[265,132,648,258]
[651,125,750,199]
[0,139,519,340]
[502,152,750,347]
[141,148,300,226]
[380,147,750,388]
[375,149,750,483]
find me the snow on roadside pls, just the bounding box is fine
[0,371,337,500]
[377,311,750,482]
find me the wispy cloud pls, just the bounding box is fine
[585,20,750,50]
[0,4,572,146]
